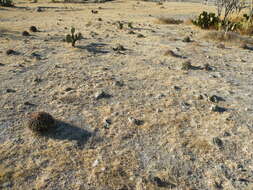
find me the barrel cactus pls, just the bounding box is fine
[26,112,56,133]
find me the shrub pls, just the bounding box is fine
[65,27,82,47]
[192,11,220,30]
[0,0,13,7]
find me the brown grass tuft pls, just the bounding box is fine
[203,31,253,45]
[155,17,183,25]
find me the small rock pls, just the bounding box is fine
[95,91,112,100]
[31,52,41,60]
[156,108,163,113]
[196,94,204,100]
[128,30,135,35]
[36,7,43,12]
[114,81,124,87]
[6,49,17,55]
[65,87,74,92]
[91,10,98,14]
[34,77,42,83]
[98,18,102,21]
[217,44,225,49]
[92,159,99,167]
[208,95,224,103]
[113,44,126,52]
[213,137,224,149]
[30,26,38,32]
[0,63,5,66]
[128,117,144,126]
[203,63,212,71]
[210,105,227,113]
[24,101,36,106]
[182,36,191,42]
[152,176,176,188]
[6,89,16,93]
[223,131,231,137]
[137,33,145,38]
[172,86,181,91]
[103,118,112,129]
[155,93,166,99]
[22,31,30,36]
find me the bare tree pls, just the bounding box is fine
[215,0,246,20]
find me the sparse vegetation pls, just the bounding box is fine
[0,0,13,7]
[65,27,82,47]
[156,17,183,24]
[192,11,220,30]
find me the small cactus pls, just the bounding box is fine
[65,27,82,47]
[26,112,56,133]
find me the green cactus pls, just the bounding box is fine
[192,11,220,30]
[66,27,82,47]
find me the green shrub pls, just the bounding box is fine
[65,27,82,47]
[192,11,243,32]
[0,0,13,7]
[192,11,220,30]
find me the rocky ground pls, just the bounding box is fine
[0,0,253,189]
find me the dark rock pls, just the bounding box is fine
[203,63,212,71]
[209,95,225,103]
[65,87,74,92]
[210,105,227,113]
[128,117,144,126]
[113,44,126,52]
[6,89,16,93]
[137,33,145,38]
[36,7,43,12]
[31,52,41,60]
[24,101,36,106]
[6,49,17,55]
[30,26,38,32]
[95,91,112,100]
[103,118,112,129]
[128,30,135,34]
[182,36,191,42]
[213,137,224,149]
[91,10,98,14]
[152,176,176,188]
[22,31,30,36]
[114,81,124,87]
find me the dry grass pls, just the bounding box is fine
[155,17,183,25]
[203,31,253,45]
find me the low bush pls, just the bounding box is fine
[0,0,13,7]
